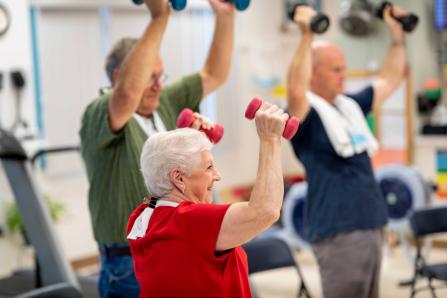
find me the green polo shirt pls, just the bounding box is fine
[80,74,203,244]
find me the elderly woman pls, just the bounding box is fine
[126,104,289,297]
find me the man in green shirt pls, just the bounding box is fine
[79,0,235,296]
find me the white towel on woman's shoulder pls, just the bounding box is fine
[306,91,379,158]
[127,200,179,240]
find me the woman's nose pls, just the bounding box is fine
[214,170,222,181]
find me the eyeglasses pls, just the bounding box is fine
[149,72,168,85]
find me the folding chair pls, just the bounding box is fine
[409,206,447,298]
[243,237,312,298]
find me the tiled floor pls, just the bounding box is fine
[250,244,447,298]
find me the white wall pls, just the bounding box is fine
[0,0,36,134]
[213,0,304,188]
[0,0,37,277]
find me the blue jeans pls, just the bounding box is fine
[98,244,140,298]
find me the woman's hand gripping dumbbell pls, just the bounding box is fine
[177,109,224,144]
[132,0,250,11]
[245,98,300,140]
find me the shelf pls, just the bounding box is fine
[415,136,447,148]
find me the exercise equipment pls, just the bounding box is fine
[0,129,83,297]
[30,145,80,166]
[0,3,10,37]
[375,164,429,267]
[281,182,310,251]
[132,0,250,11]
[245,97,300,140]
[375,164,426,232]
[176,108,224,144]
[0,130,97,297]
[281,165,429,252]
[435,0,447,31]
[287,2,330,34]
[339,0,375,36]
[10,70,30,136]
[376,1,419,33]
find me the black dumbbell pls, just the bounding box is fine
[287,3,330,34]
[376,1,419,33]
[132,0,250,11]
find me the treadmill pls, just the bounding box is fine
[0,128,97,297]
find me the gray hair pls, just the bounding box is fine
[105,37,138,85]
[140,128,213,197]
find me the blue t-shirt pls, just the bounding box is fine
[290,86,388,243]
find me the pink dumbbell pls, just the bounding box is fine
[176,108,224,144]
[245,97,300,140]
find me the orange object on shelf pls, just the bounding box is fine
[438,187,447,200]
[423,78,439,90]
[436,173,447,200]
[372,148,407,169]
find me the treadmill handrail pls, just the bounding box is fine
[15,282,83,298]
[31,146,80,166]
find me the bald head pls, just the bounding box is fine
[312,41,345,68]
[310,41,346,102]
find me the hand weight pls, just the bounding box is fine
[245,97,300,140]
[177,108,224,144]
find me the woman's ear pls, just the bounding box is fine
[170,169,185,193]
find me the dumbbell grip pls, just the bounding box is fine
[310,14,330,34]
[283,117,300,140]
[394,14,419,33]
[245,98,300,140]
[199,125,224,144]
[177,108,224,143]
[376,1,418,33]
[288,4,330,34]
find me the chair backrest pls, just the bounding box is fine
[410,206,447,237]
[243,237,297,274]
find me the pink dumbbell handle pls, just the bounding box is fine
[176,108,224,144]
[245,97,300,140]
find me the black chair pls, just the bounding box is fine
[409,206,447,298]
[243,237,312,298]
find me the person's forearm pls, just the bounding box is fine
[379,29,406,86]
[114,16,169,105]
[248,139,283,225]
[287,33,313,107]
[201,14,234,90]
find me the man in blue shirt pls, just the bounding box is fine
[287,4,407,298]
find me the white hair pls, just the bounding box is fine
[140,128,212,197]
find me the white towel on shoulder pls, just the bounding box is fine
[127,200,179,240]
[307,91,379,158]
